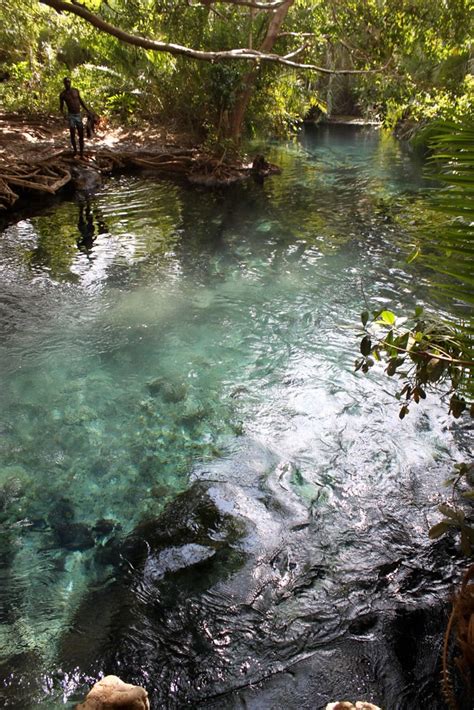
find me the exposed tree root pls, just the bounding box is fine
[442,564,474,709]
[0,154,72,208]
[0,146,278,210]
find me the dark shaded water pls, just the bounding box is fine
[0,125,471,708]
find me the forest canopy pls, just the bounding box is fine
[0,0,472,138]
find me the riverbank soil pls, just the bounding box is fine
[0,112,194,164]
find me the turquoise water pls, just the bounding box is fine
[0,125,469,707]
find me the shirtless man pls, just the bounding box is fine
[59,77,91,158]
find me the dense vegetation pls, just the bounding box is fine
[357,120,474,417]
[357,120,474,562]
[0,0,472,140]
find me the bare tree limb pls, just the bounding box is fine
[278,32,316,37]
[188,0,289,9]
[38,0,389,74]
[283,44,308,60]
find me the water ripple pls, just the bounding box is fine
[0,126,470,709]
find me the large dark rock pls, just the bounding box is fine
[0,650,44,710]
[71,165,102,195]
[57,482,258,674]
[48,497,75,527]
[47,497,95,551]
[51,474,468,710]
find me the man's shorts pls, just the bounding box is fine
[68,113,83,130]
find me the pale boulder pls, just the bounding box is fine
[76,675,150,709]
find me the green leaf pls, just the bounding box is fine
[438,503,463,521]
[387,358,400,376]
[361,310,369,327]
[449,395,466,417]
[360,335,372,357]
[380,310,396,325]
[429,521,451,539]
[407,246,420,263]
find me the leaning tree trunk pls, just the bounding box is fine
[227,0,294,142]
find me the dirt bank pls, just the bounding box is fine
[0,112,194,164]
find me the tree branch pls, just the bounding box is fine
[283,44,308,60]
[189,0,289,9]
[278,32,316,37]
[38,0,389,74]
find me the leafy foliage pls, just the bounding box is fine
[356,307,473,419]
[357,118,474,556]
[429,462,474,556]
[425,120,474,307]
[357,118,474,415]
[0,1,472,136]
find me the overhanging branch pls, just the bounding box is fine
[283,44,309,60]
[188,0,289,9]
[38,0,389,74]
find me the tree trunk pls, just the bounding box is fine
[227,0,294,141]
[326,45,334,118]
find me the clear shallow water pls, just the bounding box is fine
[0,125,470,708]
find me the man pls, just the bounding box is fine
[59,77,91,158]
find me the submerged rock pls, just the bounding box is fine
[0,467,33,524]
[119,481,247,574]
[56,481,281,696]
[76,675,149,709]
[48,497,75,528]
[54,522,95,551]
[52,471,465,709]
[47,497,95,550]
[93,518,121,538]
[146,377,187,403]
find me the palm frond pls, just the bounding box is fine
[421,119,474,398]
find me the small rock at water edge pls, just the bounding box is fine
[75,675,150,709]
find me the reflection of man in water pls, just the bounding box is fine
[77,203,96,251]
[59,77,91,158]
[76,202,107,253]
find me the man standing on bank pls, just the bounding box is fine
[59,77,91,159]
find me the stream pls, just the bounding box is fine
[0,125,471,709]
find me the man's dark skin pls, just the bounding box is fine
[59,78,91,158]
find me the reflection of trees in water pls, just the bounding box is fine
[173,180,293,280]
